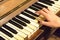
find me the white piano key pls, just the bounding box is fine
[27,8,36,13]
[30,20,39,27]
[22,11,40,27]
[0,34,8,40]
[12,20,33,34]
[15,17,34,33]
[14,34,25,40]
[6,23,31,37]
[16,17,37,30]
[3,24,27,39]
[6,22,39,37]
[53,1,60,7]
[17,31,27,39]
[0,31,17,40]
[22,26,34,32]
[27,8,39,15]
[53,5,59,10]
[19,14,39,27]
[51,0,60,6]
[48,1,59,9]
[15,16,39,34]
[2,27,25,40]
[27,24,37,30]
[52,7,59,13]
[5,23,27,38]
[16,15,38,30]
[0,32,10,40]
[39,1,59,14]
[55,1,60,7]
[2,27,21,40]
[37,1,60,14]
[37,1,57,12]
[12,20,31,33]
[21,13,38,23]
[19,14,37,23]
[55,3,60,8]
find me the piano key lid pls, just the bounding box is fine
[0,0,28,20]
[0,0,38,26]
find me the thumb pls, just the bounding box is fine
[39,20,50,26]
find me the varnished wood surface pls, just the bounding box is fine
[0,0,38,26]
[0,0,26,17]
[28,29,44,40]
[48,35,60,40]
[56,11,60,17]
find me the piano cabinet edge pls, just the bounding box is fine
[0,0,38,26]
[56,11,60,17]
[28,29,44,40]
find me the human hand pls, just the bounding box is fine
[36,8,60,28]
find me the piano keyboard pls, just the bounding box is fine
[0,0,60,40]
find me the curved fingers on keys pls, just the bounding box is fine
[47,7,54,14]
[42,8,54,14]
[36,8,49,19]
[42,8,49,13]
[39,20,51,27]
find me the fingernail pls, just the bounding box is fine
[37,13,40,15]
[38,21,41,24]
[35,12,40,15]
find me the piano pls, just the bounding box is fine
[0,0,60,40]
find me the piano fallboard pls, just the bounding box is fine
[0,0,38,26]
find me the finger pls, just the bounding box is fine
[47,7,53,12]
[39,20,51,26]
[42,8,49,13]
[47,7,50,11]
[35,11,40,15]
[47,8,55,15]
[36,10,44,15]
[37,10,49,18]
[36,10,51,21]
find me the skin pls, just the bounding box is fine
[36,8,60,28]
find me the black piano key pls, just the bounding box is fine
[39,0,52,6]
[55,0,58,1]
[32,4,42,9]
[43,0,53,5]
[0,36,5,40]
[3,24,17,34]
[35,2,48,8]
[12,17,27,26]
[21,12,36,20]
[9,20,23,29]
[33,4,43,9]
[29,6,39,11]
[46,0,55,4]
[24,10,39,17]
[44,1,53,5]
[0,28,13,38]
[16,15,30,23]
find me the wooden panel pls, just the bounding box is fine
[0,0,28,19]
[0,0,38,26]
[0,0,8,5]
[56,11,60,17]
[28,29,44,40]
